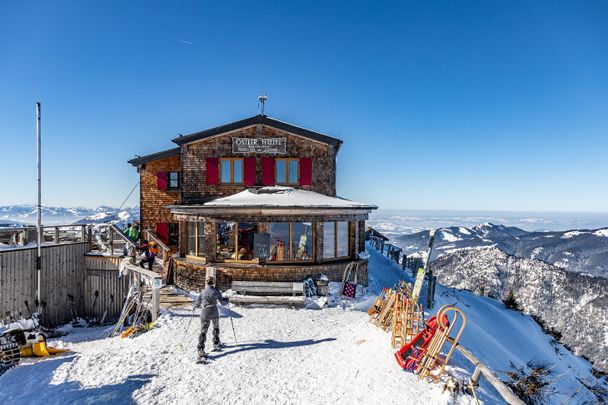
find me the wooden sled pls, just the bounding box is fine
[415,305,467,382]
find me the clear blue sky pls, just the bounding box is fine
[1,1,607,212]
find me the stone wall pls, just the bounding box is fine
[139,155,181,231]
[181,125,337,203]
[174,258,368,292]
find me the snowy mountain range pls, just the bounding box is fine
[431,246,608,374]
[0,204,139,227]
[396,223,608,278]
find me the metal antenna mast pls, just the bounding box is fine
[35,102,42,314]
[258,94,267,115]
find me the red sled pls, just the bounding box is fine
[394,315,449,370]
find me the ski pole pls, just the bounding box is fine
[224,305,237,343]
[179,306,196,350]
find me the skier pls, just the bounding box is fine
[195,276,229,362]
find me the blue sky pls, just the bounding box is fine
[0,1,606,212]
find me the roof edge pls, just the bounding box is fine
[127,147,180,166]
[172,114,343,148]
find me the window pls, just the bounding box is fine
[216,222,258,261]
[275,158,299,185]
[323,222,336,259]
[168,172,180,189]
[323,221,350,259]
[187,222,206,257]
[220,158,244,184]
[268,222,313,262]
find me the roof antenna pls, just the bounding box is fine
[258,93,267,116]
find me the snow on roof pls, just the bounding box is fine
[201,187,375,209]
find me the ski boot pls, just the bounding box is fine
[197,351,208,364]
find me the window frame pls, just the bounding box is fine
[323,221,351,260]
[167,171,181,190]
[219,157,244,185]
[268,222,315,263]
[216,221,259,263]
[186,222,206,260]
[275,158,300,185]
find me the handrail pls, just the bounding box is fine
[445,336,525,405]
[142,229,171,263]
[119,257,162,322]
[110,224,138,249]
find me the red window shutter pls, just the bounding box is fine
[300,158,312,186]
[261,157,275,186]
[243,158,256,186]
[156,223,169,244]
[157,172,168,190]
[206,158,219,185]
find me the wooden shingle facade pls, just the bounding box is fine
[129,114,376,291]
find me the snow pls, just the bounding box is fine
[1,244,603,404]
[0,275,462,404]
[440,229,461,242]
[594,228,608,237]
[201,187,376,209]
[561,231,588,239]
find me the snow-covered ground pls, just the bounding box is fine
[1,244,603,404]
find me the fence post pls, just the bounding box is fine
[81,225,86,242]
[54,226,59,243]
[109,226,114,255]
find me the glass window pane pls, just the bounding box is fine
[237,223,258,260]
[169,172,179,188]
[289,160,298,184]
[217,222,236,259]
[197,223,206,257]
[233,159,243,184]
[276,160,286,184]
[323,222,335,259]
[187,222,196,256]
[220,159,231,183]
[292,222,313,260]
[337,221,349,257]
[269,223,289,261]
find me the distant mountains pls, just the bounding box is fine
[432,246,608,373]
[395,223,608,278]
[0,204,139,227]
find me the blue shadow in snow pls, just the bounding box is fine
[207,337,336,360]
[0,354,155,405]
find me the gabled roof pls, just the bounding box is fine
[171,115,343,149]
[128,147,180,166]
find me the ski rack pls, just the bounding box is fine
[415,305,467,382]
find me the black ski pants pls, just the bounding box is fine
[198,318,220,355]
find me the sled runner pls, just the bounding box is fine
[394,315,447,370]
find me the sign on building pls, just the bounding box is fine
[232,137,287,154]
[253,233,271,259]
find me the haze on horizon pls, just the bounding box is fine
[1,1,607,212]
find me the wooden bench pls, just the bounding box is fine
[230,281,306,306]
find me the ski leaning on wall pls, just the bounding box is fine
[411,229,436,303]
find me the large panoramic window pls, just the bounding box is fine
[275,158,299,185]
[323,221,350,259]
[187,222,206,258]
[220,158,244,184]
[216,221,258,261]
[268,222,313,262]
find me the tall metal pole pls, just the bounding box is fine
[36,102,42,313]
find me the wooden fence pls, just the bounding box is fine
[84,255,130,322]
[0,242,89,326]
[0,242,134,327]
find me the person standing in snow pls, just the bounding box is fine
[195,276,229,361]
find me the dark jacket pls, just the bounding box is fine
[196,286,229,320]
